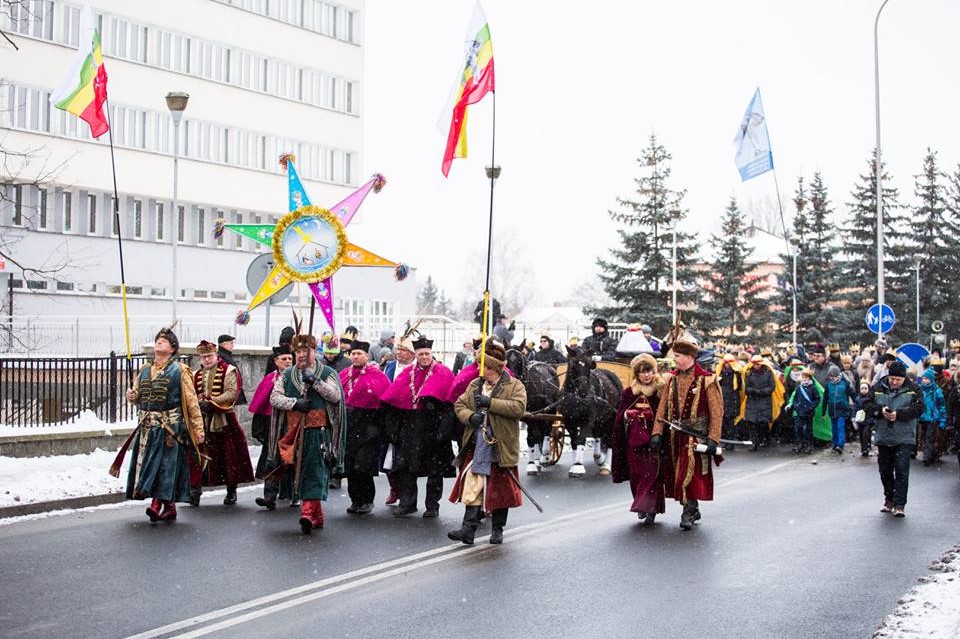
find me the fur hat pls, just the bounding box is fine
[670,338,700,358]
[591,317,608,330]
[291,334,318,352]
[809,343,826,355]
[154,325,180,353]
[196,339,217,355]
[278,326,296,346]
[272,344,292,357]
[631,353,658,375]
[350,340,371,353]
[483,339,506,368]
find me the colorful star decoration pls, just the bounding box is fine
[217,154,406,332]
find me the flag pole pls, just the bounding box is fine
[770,168,797,346]
[479,91,498,375]
[104,99,133,386]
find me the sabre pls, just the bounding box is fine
[504,469,544,513]
[657,418,751,454]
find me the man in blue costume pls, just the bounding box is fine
[117,326,204,523]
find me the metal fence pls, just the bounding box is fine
[0,352,187,428]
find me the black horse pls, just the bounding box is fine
[506,349,562,472]
[558,348,622,477]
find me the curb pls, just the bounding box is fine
[0,492,126,519]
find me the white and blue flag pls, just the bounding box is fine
[733,88,774,181]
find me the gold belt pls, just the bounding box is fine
[139,408,181,429]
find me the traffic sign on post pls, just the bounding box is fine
[865,303,895,335]
[896,343,930,372]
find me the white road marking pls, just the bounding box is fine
[127,458,797,639]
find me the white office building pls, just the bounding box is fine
[0,0,416,354]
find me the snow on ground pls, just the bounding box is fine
[873,545,960,638]
[0,444,261,509]
[0,410,137,437]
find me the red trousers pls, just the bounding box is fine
[300,499,325,528]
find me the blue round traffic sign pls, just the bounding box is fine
[865,303,896,334]
[896,343,930,371]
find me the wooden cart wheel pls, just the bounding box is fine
[542,420,565,466]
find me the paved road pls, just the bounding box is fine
[1,448,959,639]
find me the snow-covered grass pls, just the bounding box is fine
[873,545,960,638]
[0,410,136,437]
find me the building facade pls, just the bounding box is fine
[0,0,416,354]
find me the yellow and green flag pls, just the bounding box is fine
[50,3,109,138]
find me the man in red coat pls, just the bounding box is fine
[339,340,390,515]
[191,340,255,506]
[650,337,723,531]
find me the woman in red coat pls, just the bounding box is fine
[611,353,666,524]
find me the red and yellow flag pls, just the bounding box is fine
[441,3,495,177]
[50,3,109,138]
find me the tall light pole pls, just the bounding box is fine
[791,243,800,346]
[165,91,189,321]
[913,254,923,335]
[670,209,680,326]
[874,0,892,331]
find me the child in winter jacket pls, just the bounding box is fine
[853,380,876,457]
[787,369,821,454]
[918,368,946,465]
[826,365,856,454]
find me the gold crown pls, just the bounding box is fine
[951,339,960,348]
[849,343,861,351]
[828,343,840,352]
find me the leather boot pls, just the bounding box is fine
[189,488,201,507]
[158,501,177,521]
[447,506,482,545]
[146,498,162,522]
[223,485,237,505]
[680,500,699,531]
[490,508,508,545]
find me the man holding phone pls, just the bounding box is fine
[864,360,924,517]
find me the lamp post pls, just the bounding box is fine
[790,241,801,347]
[913,253,923,335]
[874,0,892,331]
[670,208,680,325]
[165,91,189,321]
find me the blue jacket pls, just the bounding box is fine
[790,382,821,418]
[826,377,855,418]
[919,369,947,428]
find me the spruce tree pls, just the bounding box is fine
[837,153,908,345]
[800,172,844,342]
[910,149,954,339]
[589,134,701,336]
[417,275,439,314]
[701,197,770,338]
[774,177,811,341]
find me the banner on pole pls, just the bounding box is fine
[733,88,774,181]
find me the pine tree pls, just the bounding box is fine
[701,197,770,338]
[836,153,908,345]
[589,134,702,336]
[910,149,955,339]
[800,172,845,342]
[943,160,960,336]
[774,177,811,341]
[417,275,439,314]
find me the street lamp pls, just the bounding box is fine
[874,0,892,330]
[165,91,189,321]
[913,253,924,335]
[789,240,801,347]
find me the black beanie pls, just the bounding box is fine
[888,360,907,377]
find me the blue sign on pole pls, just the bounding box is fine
[865,304,896,334]
[896,343,930,371]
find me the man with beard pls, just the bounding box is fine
[192,340,255,506]
[650,337,723,531]
[339,340,390,515]
[269,332,347,533]
[381,335,455,518]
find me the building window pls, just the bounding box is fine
[233,211,243,248]
[215,210,224,247]
[56,281,74,292]
[150,287,166,297]
[211,290,227,300]
[233,292,247,302]
[63,191,72,232]
[12,184,23,225]
[194,289,208,299]
[26,280,48,290]
[38,187,48,229]
[133,199,143,238]
[155,202,164,240]
[111,196,120,236]
[87,193,97,234]
[8,0,54,40]
[177,205,185,242]
[197,207,205,245]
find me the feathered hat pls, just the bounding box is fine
[289,311,317,352]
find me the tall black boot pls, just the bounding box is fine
[680,499,700,531]
[447,506,482,545]
[223,485,237,505]
[490,508,508,545]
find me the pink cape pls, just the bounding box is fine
[339,364,390,409]
[381,361,455,410]
[248,371,279,416]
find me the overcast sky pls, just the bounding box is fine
[355,0,960,308]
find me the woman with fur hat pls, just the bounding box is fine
[612,354,666,524]
[448,339,527,544]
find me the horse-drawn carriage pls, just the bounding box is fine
[509,329,655,477]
